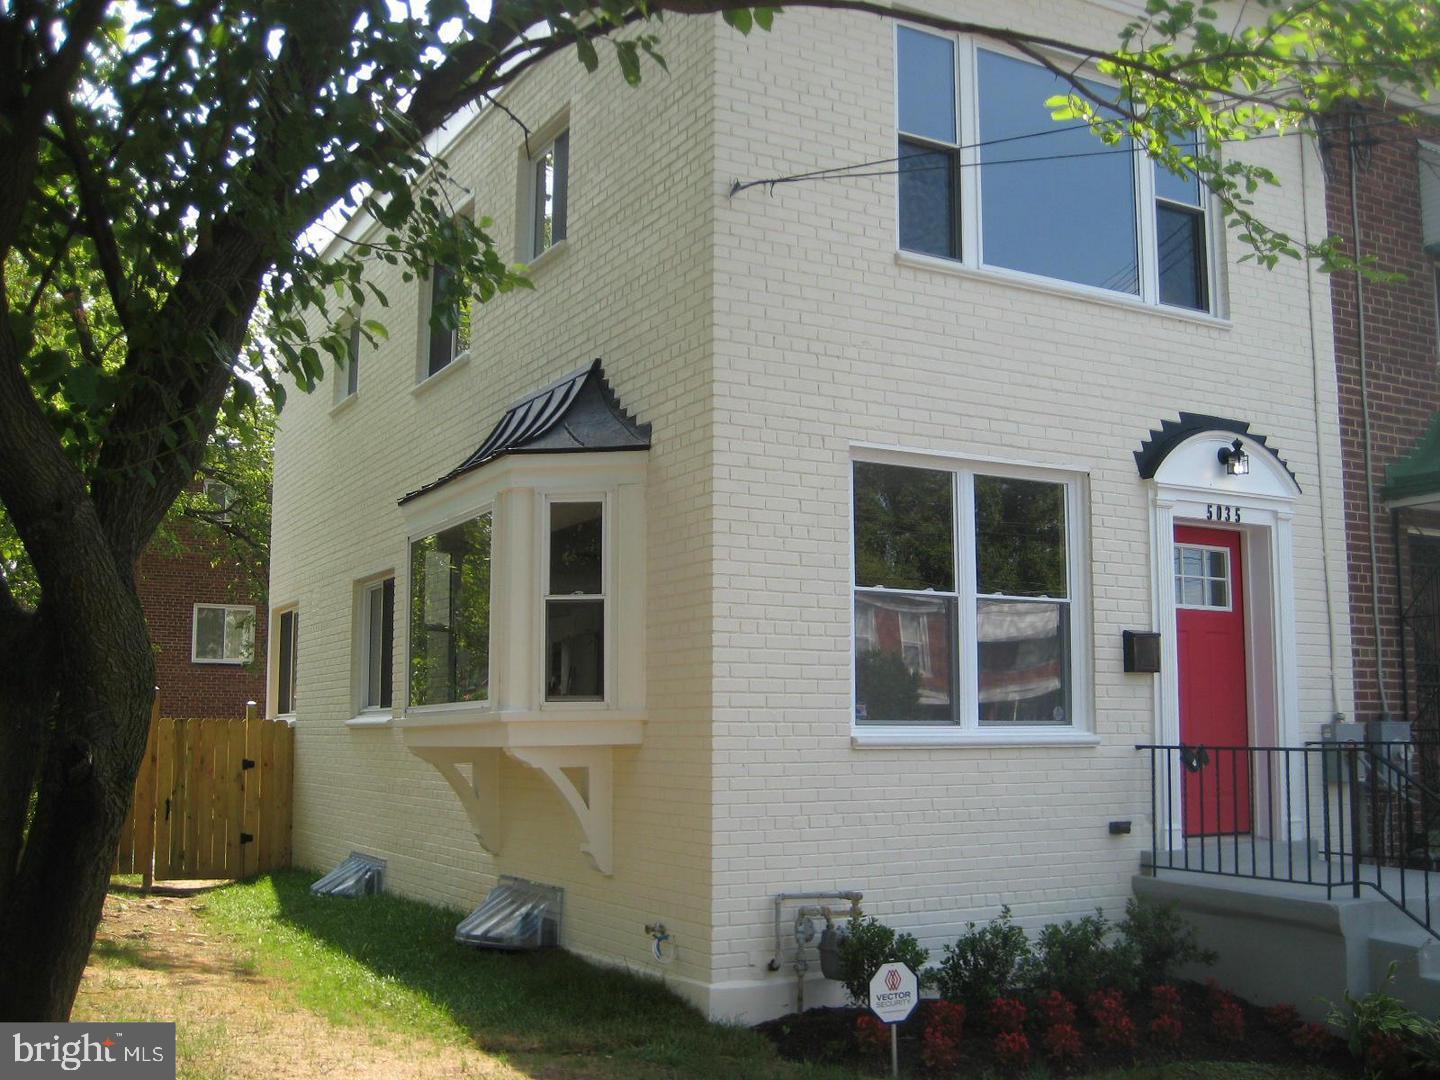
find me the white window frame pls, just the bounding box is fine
[191,603,255,665]
[893,23,1221,315]
[271,605,299,718]
[335,318,361,405]
[1175,542,1233,611]
[850,448,1095,748]
[525,127,570,262]
[201,478,235,522]
[405,506,496,714]
[353,574,395,722]
[538,492,611,707]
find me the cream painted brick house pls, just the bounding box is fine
[268,0,1354,1022]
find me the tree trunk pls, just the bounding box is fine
[0,578,154,1020]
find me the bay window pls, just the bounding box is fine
[853,458,1085,730]
[409,514,492,706]
[546,499,604,701]
[896,25,1214,313]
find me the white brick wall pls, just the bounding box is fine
[270,1,1355,1022]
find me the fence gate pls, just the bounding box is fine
[114,703,293,884]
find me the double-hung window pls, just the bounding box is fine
[545,499,604,701]
[337,319,361,402]
[424,263,471,379]
[852,458,1085,730]
[896,26,1213,312]
[529,130,569,259]
[408,514,491,706]
[359,577,395,711]
[192,604,254,664]
[276,608,299,715]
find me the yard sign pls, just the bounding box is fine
[868,961,918,1077]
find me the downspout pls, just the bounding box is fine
[1347,108,1394,720]
[1301,123,1345,722]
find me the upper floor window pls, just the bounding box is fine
[424,263,471,379]
[409,514,491,706]
[529,129,569,259]
[853,458,1085,729]
[546,499,604,701]
[192,603,254,664]
[337,319,361,403]
[896,26,1212,313]
[276,607,299,715]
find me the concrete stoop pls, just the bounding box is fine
[1134,870,1440,1020]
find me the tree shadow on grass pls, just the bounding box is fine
[240,870,846,1080]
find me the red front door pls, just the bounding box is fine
[1175,525,1251,835]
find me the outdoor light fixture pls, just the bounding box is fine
[1217,438,1249,476]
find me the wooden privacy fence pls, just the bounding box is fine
[115,702,293,885]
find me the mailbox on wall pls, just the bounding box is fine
[1122,630,1162,673]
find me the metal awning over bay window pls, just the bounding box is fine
[397,360,649,873]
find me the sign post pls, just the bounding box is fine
[868,961,918,1078]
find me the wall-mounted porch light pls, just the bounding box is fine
[1217,438,1249,476]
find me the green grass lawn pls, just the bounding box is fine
[199,870,853,1078]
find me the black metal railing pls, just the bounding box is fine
[1137,742,1440,941]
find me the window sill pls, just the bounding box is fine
[851,728,1102,749]
[412,351,471,395]
[346,712,393,728]
[275,712,296,727]
[330,392,359,417]
[894,250,1233,329]
[192,657,249,666]
[522,238,571,276]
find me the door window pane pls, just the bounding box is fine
[855,593,956,724]
[978,49,1138,294]
[974,475,1067,597]
[853,461,955,591]
[1175,544,1230,610]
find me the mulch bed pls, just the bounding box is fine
[755,981,1365,1076]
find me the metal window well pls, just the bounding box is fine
[310,852,386,898]
[455,876,563,950]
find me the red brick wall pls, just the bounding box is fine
[134,522,267,718]
[1327,109,1440,724]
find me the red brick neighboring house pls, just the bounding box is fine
[1326,107,1440,732]
[135,519,266,718]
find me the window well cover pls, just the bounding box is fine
[310,852,386,898]
[455,876,563,950]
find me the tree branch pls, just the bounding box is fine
[53,103,130,332]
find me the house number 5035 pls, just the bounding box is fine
[1206,503,1241,523]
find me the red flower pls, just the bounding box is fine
[987,996,1028,1033]
[1263,1003,1300,1031]
[1150,984,1183,1016]
[1365,1033,1410,1077]
[926,1000,966,1043]
[1148,1012,1184,1045]
[1038,990,1077,1027]
[1042,1022,1084,1065]
[993,1030,1031,1071]
[855,1014,889,1054]
[1290,1022,1332,1058]
[1211,999,1246,1042]
[922,1028,962,1072]
[1096,1010,1138,1050]
[1086,988,1125,1019]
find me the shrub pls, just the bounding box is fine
[1150,984,1183,1016]
[1326,968,1440,1076]
[993,1030,1031,1071]
[1037,989,1076,1027]
[1149,1012,1184,1045]
[837,912,930,1005]
[1027,909,1136,999]
[1042,1022,1084,1067]
[1263,1002,1301,1031]
[1086,988,1125,1019]
[1117,898,1217,986]
[986,996,1027,1033]
[1212,999,1246,1042]
[921,1029,961,1073]
[926,1000,966,1043]
[934,906,1032,1010]
[1089,989,1137,1050]
[1367,1033,1411,1078]
[1291,1022,1333,1059]
[855,1014,889,1055]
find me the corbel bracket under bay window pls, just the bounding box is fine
[508,747,614,874]
[410,747,501,855]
